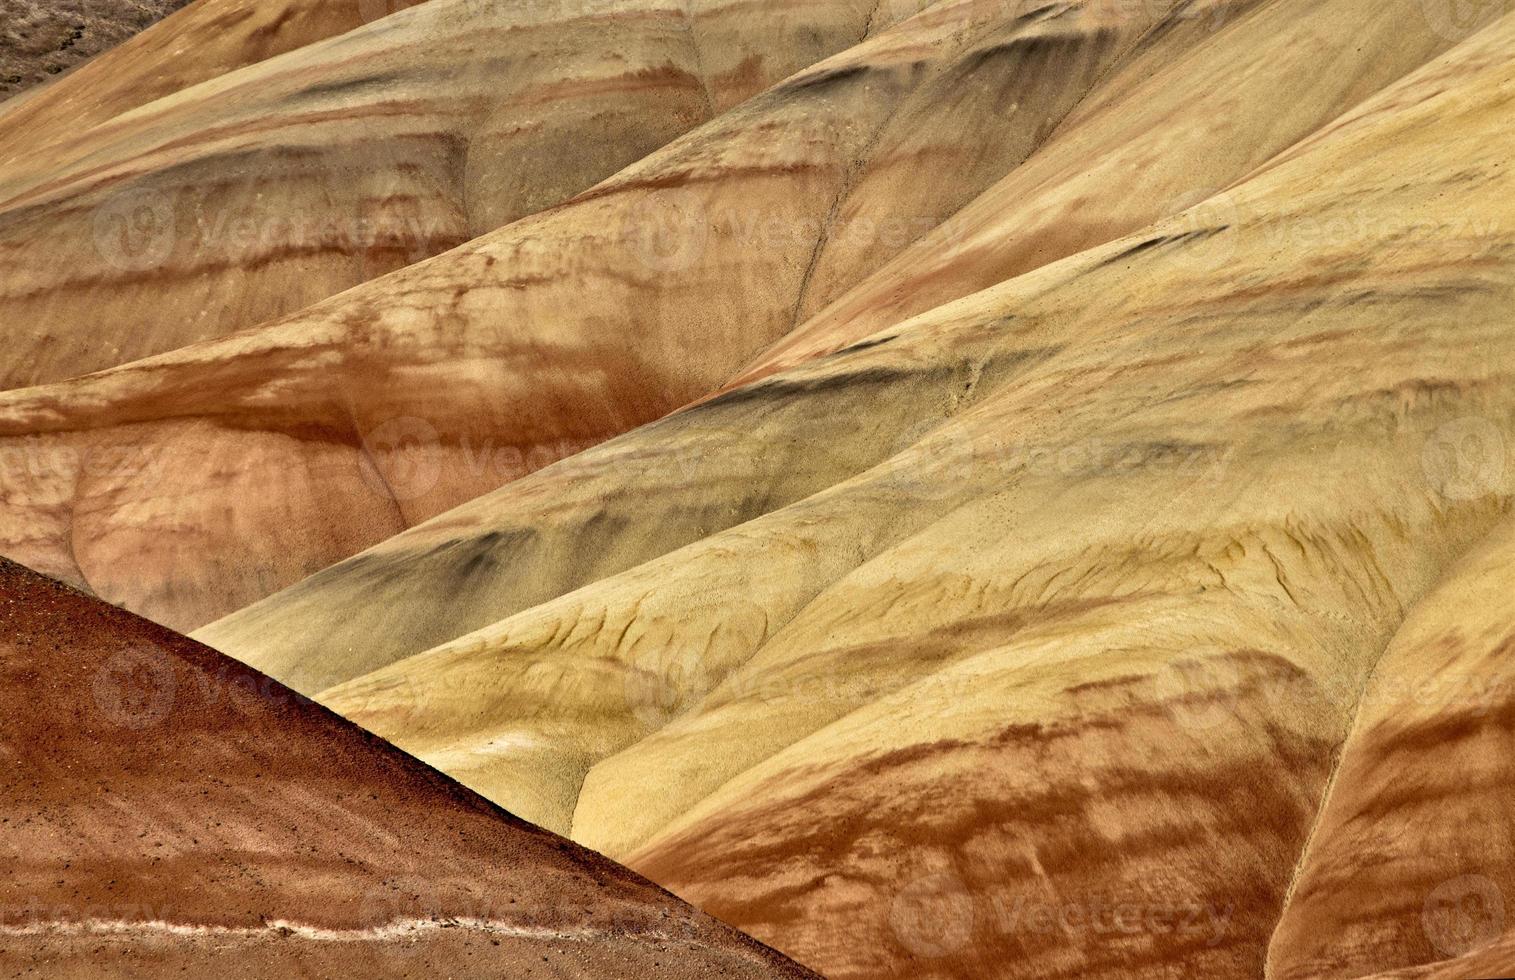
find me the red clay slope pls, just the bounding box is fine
[0,556,816,979]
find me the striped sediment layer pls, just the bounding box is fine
[5,1,1515,978]
[0,0,887,390]
[0,0,1216,630]
[189,9,1515,978]
[1266,517,1515,978]
[196,0,1492,692]
[0,556,816,979]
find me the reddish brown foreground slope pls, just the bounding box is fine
[0,557,816,979]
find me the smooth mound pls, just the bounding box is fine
[5,0,1515,978]
[0,0,1475,636]
[207,9,1515,977]
[0,0,879,391]
[0,557,815,979]
[1267,518,1515,978]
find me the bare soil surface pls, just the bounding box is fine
[0,0,191,100]
[0,557,816,979]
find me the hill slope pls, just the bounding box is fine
[0,557,815,979]
[0,0,1211,631]
[0,0,430,167]
[1266,517,1515,978]
[0,0,192,101]
[205,10,1515,977]
[204,0,1480,693]
[6,1,1515,978]
[0,0,881,390]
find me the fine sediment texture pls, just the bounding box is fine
[0,0,1208,631]
[0,0,435,167]
[1265,517,1515,979]
[209,11,1515,977]
[0,0,884,390]
[5,0,1515,978]
[0,557,816,979]
[0,0,193,101]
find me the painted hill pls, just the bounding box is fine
[5,0,1515,978]
[199,0,1485,692]
[0,0,882,391]
[0,0,1203,631]
[0,0,418,160]
[207,8,1515,977]
[1267,517,1515,979]
[0,556,816,979]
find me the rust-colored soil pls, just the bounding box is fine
[0,557,815,979]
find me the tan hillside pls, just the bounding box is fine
[0,0,1210,632]
[5,0,1515,978]
[0,0,431,169]
[204,0,1479,692]
[244,12,1514,976]
[0,0,881,390]
[725,0,1472,387]
[1266,517,1515,979]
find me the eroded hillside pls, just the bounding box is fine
[0,558,815,978]
[4,0,1515,978]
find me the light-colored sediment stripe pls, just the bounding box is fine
[0,916,700,946]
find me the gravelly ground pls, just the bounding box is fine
[0,0,192,100]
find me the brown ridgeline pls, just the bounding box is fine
[0,557,816,979]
